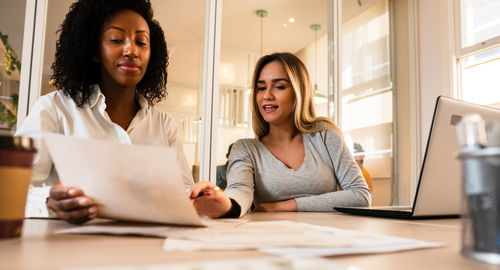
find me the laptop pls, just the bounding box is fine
[334,96,500,219]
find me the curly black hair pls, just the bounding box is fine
[51,0,168,107]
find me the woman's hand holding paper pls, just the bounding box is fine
[46,184,98,224]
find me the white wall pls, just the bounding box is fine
[417,0,455,160]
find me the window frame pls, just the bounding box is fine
[18,0,48,127]
[454,0,500,99]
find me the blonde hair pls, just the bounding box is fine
[251,52,340,137]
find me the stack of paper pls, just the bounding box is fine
[162,221,351,251]
[57,219,442,257]
[160,220,442,257]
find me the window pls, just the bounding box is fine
[456,0,500,108]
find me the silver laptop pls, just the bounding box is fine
[335,96,500,219]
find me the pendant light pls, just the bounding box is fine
[311,24,327,105]
[255,9,268,56]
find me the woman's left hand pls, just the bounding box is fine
[254,199,298,212]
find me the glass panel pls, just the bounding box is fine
[0,0,26,134]
[460,46,500,108]
[341,0,393,206]
[215,0,329,188]
[40,0,206,181]
[462,0,500,47]
[151,0,206,182]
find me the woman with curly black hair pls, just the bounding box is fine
[16,0,194,224]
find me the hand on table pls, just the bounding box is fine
[191,181,232,218]
[254,199,298,212]
[46,184,98,224]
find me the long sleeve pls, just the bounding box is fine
[295,130,371,211]
[15,95,60,186]
[224,140,255,217]
[15,95,60,217]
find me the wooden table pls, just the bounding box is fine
[0,212,497,269]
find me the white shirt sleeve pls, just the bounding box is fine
[15,96,60,185]
[15,95,60,218]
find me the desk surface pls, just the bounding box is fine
[0,212,496,270]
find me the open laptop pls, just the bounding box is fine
[334,96,500,219]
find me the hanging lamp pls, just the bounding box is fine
[255,9,268,56]
[311,24,327,105]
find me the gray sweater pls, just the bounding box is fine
[225,129,371,217]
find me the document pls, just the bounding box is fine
[162,220,351,251]
[55,218,245,237]
[258,223,443,257]
[55,218,441,257]
[43,133,204,226]
[161,220,442,256]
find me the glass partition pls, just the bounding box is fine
[340,0,393,205]
[214,0,329,188]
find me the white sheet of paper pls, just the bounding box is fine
[161,221,442,256]
[43,133,204,226]
[259,223,443,257]
[55,218,245,237]
[162,221,351,251]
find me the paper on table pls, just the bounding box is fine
[162,220,442,256]
[259,223,443,257]
[55,220,186,238]
[55,218,246,237]
[43,133,204,226]
[163,220,352,251]
[61,257,359,270]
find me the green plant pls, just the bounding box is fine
[0,31,21,131]
[0,31,21,75]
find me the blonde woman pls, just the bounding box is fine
[192,52,371,218]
